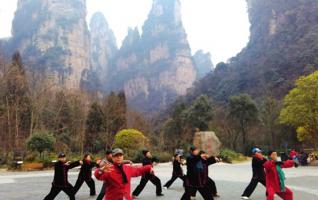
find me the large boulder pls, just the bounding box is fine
[193,131,221,156]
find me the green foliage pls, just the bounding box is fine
[279,71,318,143]
[113,129,147,157]
[228,94,258,153]
[219,148,246,163]
[161,96,214,151]
[86,102,103,138]
[182,95,214,131]
[27,132,55,158]
[260,96,281,147]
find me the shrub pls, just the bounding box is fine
[219,148,241,163]
[154,152,173,163]
[113,129,147,158]
[27,131,55,159]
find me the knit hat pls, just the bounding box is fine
[105,149,113,155]
[58,152,66,158]
[189,146,198,152]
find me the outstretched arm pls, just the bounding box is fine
[282,160,295,168]
[68,161,81,169]
[207,156,217,165]
[130,165,152,177]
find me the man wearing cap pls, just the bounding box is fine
[241,148,267,200]
[181,146,215,200]
[43,153,82,200]
[96,150,132,200]
[94,148,152,200]
[132,150,164,197]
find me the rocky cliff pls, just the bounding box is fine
[9,0,90,89]
[189,0,318,102]
[110,0,197,112]
[90,12,117,84]
[193,50,213,79]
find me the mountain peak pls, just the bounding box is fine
[150,0,182,24]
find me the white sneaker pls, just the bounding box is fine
[190,196,196,200]
[163,186,168,190]
[241,197,249,200]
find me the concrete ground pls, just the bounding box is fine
[0,162,317,200]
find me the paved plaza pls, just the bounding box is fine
[0,162,317,200]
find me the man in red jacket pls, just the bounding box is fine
[94,148,152,200]
[264,151,296,200]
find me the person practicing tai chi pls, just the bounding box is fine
[241,147,267,200]
[264,150,297,200]
[163,153,185,189]
[191,150,220,199]
[96,149,113,200]
[94,148,152,200]
[96,149,132,200]
[73,153,98,197]
[181,146,218,200]
[43,153,82,200]
[132,150,164,198]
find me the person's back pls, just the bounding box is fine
[252,156,266,179]
[173,159,183,176]
[53,160,79,187]
[186,154,201,186]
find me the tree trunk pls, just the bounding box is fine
[15,105,19,148]
[29,110,34,136]
[5,96,12,150]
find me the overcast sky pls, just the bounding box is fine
[0,0,250,64]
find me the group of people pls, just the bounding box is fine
[241,148,298,200]
[43,146,298,200]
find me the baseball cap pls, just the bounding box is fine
[252,148,262,154]
[58,152,66,158]
[112,148,124,156]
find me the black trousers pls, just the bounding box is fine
[43,185,75,200]
[192,178,217,197]
[164,175,185,188]
[132,175,162,196]
[73,178,96,196]
[208,178,217,195]
[242,177,266,197]
[96,182,106,200]
[181,185,214,200]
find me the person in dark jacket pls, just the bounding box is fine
[132,150,164,198]
[163,154,185,189]
[73,154,98,196]
[43,153,82,200]
[191,150,220,198]
[181,146,217,200]
[96,149,113,200]
[241,148,267,199]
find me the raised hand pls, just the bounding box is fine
[101,163,113,173]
